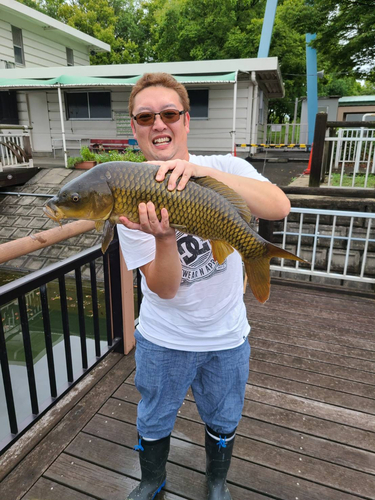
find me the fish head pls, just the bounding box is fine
[43,172,114,223]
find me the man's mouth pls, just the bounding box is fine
[153,136,171,145]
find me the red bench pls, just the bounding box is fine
[89,138,138,153]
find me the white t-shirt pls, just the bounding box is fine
[117,154,269,351]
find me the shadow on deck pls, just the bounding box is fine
[1,282,374,500]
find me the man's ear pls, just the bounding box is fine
[131,117,137,139]
[184,112,190,134]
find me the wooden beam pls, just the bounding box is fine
[120,249,135,355]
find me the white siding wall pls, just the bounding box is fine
[18,82,257,153]
[0,11,90,68]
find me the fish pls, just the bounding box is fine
[44,161,307,303]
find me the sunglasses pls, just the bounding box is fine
[132,109,186,126]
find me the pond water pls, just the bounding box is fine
[0,273,108,444]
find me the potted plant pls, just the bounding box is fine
[67,146,97,170]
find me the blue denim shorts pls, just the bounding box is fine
[134,329,251,440]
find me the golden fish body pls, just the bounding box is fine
[44,161,306,302]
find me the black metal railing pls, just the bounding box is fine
[0,237,123,454]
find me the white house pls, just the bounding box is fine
[0,1,284,160]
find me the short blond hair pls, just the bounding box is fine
[129,73,190,116]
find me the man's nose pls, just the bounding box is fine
[152,114,167,129]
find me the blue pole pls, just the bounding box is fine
[306,33,318,147]
[258,0,278,58]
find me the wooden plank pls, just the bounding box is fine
[249,320,375,353]
[250,359,375,399]
[251,348,375,385]
[249,327,375,362]
[23,477,96,500]
[247,370,375,414]
[1,353,135,500]
[100,397,375,474]
[0,352,123,482]
[75,416,369,500]
[250,337,375,374]
[246,385,375,432]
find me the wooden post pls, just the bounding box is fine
[309,112,328,188]
[119,249,135,354]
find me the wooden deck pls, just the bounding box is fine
[1,282,375,500]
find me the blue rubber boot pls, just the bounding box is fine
[127,434,170,500]
[205,426,235,500]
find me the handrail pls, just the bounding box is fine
[0,220,95,264]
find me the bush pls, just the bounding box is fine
[67,147,146,168]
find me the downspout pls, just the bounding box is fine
[57,85,67,168]
[231,71,238,156]
[250,71,259,156]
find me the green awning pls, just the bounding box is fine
[0,72,237,89]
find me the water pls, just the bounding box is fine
[0,274,109,443]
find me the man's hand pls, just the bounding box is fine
[147,159,205,191]
[119,201,175,239]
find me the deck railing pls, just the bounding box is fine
[0,236,127,454]
[269,207,375,285]
[0,125,33,169]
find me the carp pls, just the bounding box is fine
[44,161,307,303]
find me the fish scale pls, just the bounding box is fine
[44,161,307,303]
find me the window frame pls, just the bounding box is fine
[11,26,25,66]
[66,48,74,67]
[187,88,209,120]
[65,91,112,121]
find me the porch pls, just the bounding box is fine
[1,282,374,500]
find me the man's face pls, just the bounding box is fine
[131,86,190,162]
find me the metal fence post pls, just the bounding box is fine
[309,112,328,187]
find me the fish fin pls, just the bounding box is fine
[243,243,308,304]
[266,242,308,264]
[95,221,105,232]
[244,259,271,304]
[101,220,114,253]
[211,240,234,265]
[170,223,187,232]
[192,176,252,224]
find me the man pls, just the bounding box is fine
[117,72,290,500]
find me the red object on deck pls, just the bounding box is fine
[304,144,313,174]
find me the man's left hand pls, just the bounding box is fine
[147,159,205,191]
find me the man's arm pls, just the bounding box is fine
[149,159,291,220]
[119,202,182,299]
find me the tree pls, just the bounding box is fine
[292,0,375,82]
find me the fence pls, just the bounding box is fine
[268,207,375,286]
[308,113,375,188]
[0,125,33,169]
[264,122,308,146]
[0,238,124,453]
[326,128,375,188]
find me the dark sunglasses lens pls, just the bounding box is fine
[160,110,180,123]
[136,113,154,125]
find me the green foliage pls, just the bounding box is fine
[67,155,84,168]
[329,173,375,188]
[67,147,145,168]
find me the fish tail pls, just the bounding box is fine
[244,242,307,304]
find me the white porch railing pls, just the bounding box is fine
[0,126,33,170]
[271,207,375,285]
[326,128,375,188]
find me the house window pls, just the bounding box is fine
[65,92,111,120]
[0,91,19,124]
[187,89,209,118]
[66,48,74,66]
[12,26,24,66]
[344,112,375,122]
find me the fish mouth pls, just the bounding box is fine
[43,204,63,224]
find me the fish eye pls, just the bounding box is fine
[71,193,80,203]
